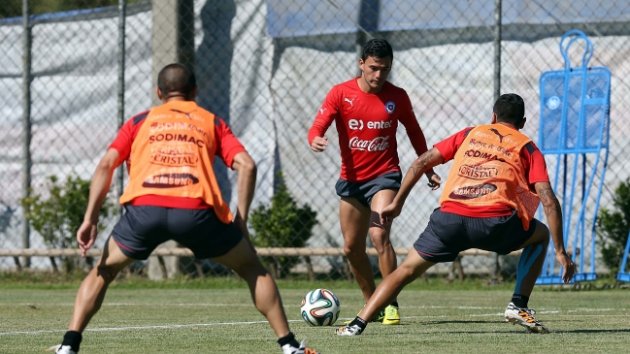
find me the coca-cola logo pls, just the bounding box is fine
[348,136,390,151]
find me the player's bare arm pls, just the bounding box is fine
[232,151,257,242]
[535,181,575,283]
[381,148,443,224]
[310,136,328,152]
[77,148,120,256]
[400,114,440,189]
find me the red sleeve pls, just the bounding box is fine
[397,92,429,156]
[214,117,246,168]
[434,127,473,161]
[308,86,339,144]
[109,110,149,165]
[521,141,550,185]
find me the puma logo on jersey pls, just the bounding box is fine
[170,109,192,119]
[489,128,511,143]
[343,97,355,106]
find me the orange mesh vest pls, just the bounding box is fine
[439,124,540,229]
[119,101,233,223]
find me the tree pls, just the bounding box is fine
[250,182,317,278]
[21,175,117,273]
[597,178,630,275]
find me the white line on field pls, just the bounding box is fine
[0,307,619,337]
[0,320,286,336]
[566,308,615,313]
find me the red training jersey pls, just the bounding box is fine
[308,79,430,182]
[109,109,246,209]
[434,127,550,217]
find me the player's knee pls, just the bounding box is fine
[343,244,363,258]
[536,222,551,244]
[231,254,267,276]
[96,265,119,283]
[369,233,392,253]
[397,262,417,278]
[237,265,269,281]
[342,244,354,257]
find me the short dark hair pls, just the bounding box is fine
[493,93,525,124]
[361,38,393,61]
[157,63,196,97]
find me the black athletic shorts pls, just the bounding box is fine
[413,208,536,263]
[112,205,242,260]
[335,171,402,207]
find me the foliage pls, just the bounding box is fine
[597,178,630,275]
[250,182,317,278]
[21,175,117,272]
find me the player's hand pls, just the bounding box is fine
[426,170,441,190]
[556,250,576,284]
[310,136,328,152]
[380,202,402,225]
[76,220,98,257]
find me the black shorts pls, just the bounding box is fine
[112,205,242,260]
[413,208,535,263]
[335,171,402,207]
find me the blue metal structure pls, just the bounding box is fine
[536,29,611,284]
[617,231,630,282]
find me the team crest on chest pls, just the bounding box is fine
[385,101,396,114]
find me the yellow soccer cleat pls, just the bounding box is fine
[381,304,400,325]
[343,308,384,325]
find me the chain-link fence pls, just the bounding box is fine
[1,0,629,280]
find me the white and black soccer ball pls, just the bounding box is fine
[300,288,341,326]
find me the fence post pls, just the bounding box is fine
[151,0,195,104]
[494,0,502,99]
[116,0,126,200]
[21,0,32,269]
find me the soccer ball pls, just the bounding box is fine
[300,288,341,326]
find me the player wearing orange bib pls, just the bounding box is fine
[337,93,575,336]
[52,64,318,354]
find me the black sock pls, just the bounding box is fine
[349,316,368,330]
[277,332,300,349]
[61,331,82,352]
[391,300,399,308]
[511,294,529,308]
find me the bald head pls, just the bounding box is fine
[157,63,197,100]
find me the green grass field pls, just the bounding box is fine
[0,277,628,353]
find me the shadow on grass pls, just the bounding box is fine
[411,321,630,335]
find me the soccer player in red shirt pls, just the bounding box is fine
[52,64,318,354]
[336,93,576,336]
[308,39,440,325]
